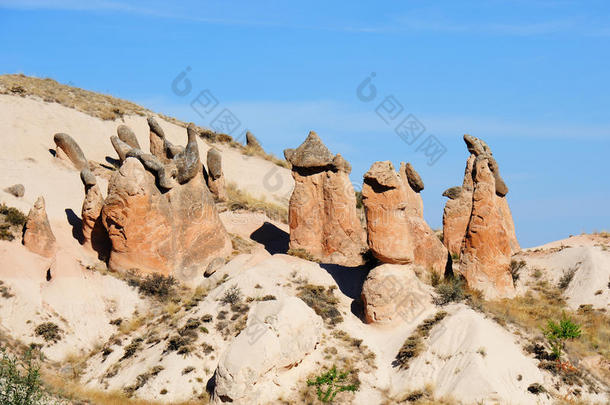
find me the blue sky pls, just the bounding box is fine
[1,0,609,247]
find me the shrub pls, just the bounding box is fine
[287,248,317,262]
[0,204,27,226]
[433,278,465,305]
[0,349,46,405]
[127,272,176,300]
[542,314,582,361]
[297,284,343,326]
[306,366,359,403]
[220,285,242,305]
[510,259,526,283]
[394,311,447,369]
[121,337,143,360]
[558,267,577,290]
[34,322,62,343]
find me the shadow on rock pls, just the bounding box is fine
[250,221,289,255]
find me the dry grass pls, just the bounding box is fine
[225,182,288,223]
[243,144,290,169]
[0,203,27,241]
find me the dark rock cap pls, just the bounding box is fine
[442,186,462,200]
[147,116,165,137]
[207,148,223,179]
[284,131,334,168]
[117,125,141,149]
[404,162,424,192]
[364,161,400,189]
[246,131,263,150]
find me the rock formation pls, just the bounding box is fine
[147,116,183,164]
[362,161,447,275]
[110,136,131,162]
[284,131,367,266]
[80,169,110,255]
[116,124,140,149]
[459,156,515,299]
[206,148,227,200]
[442,134,519,258]
[53,133,88,170]
[214,297,322,403]
[4,184,24,197]
[361,264,433,325]
[245,130,263,151]
[102,123,231,283]
[22,196,56,258]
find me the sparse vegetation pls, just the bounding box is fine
[127,272,176,301]
[542,314,582,362]
[394,311,448,369]
[0,281,14,299]
[510,259,526,283]
[297,284,343,326]
[225,182,288,223]
[34,322,62,343]
[558,267,577,290]
[0,204,27,241]
[287,248,317,262]
[121,337,143,360]
[0,349,47,405]
[433,277,465,306]
[306,365,359,403]
[220,285,242,305]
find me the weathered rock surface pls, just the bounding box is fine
[442,135,519,258]
[362,161,447,275]
[102,157,231,283]
[206,148,226,200]
[53,133,88,170]
[4,184,24,197]
[245,130,263,151]
[80,169,110,255]
[361,264,433,325]
[214,297,322,404]
[116,124,140,149]
[110,136,131,162]
[459,156,515,299]
[22,196,56,258]
[285,131,367,266]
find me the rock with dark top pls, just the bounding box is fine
[4,184,24,198]
[284,131,334,168]
[117,125,140,149]
[442,186,462,200]
[206,147,226,200]
[53,133,88,170]
[80,169,110,254]
[245,131,263,151]
[404,162,424,192]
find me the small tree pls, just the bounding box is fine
[306,366,358,403]
[0,348,46,405]
[542,314,581,363]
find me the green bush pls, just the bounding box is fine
[127,273,176,300]
[0,204,27,226]
[542,314,581,361]
[0,349,46,405]
[34,322,62,343]
[297,285,343,326]
[306,365,359,403]
[220,285,242,305]
[433,278,465,305]
[510,259,526,283]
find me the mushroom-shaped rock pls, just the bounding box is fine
[442,186,462,200]
[362,161,447,275]
[286,132,366,266]
[53,133,88,170]
[23,196,56,258]
[206,147,227,200]
[101,157,231,284]
[80,169,110,255]
[117,124,141,149]
[214,297,322,403]
[459,156,515,299]
[361,264,433,325]
[4,184,24,198]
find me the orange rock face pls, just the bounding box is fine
[22,196,57,258]
[459,157,515,299]
[102,158,231,283]
[285,132,366,266]
[362,161,447,275]
[80,170,110,256]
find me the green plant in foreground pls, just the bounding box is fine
[542,314,581,361]
[0,348,46,405]
[306,366,358,403]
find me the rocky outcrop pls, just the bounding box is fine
[285,131,367,266]
[80,169,110,255]
[147,116,184,164]
[4,184,24,197]
[459,156,515,299]
[102,129,231,283]
[245,130,263,151]
[53,133,88,170]
[362,161,447,275]
[116,124,140,149]
[361,264,433,325]
[206,148,227,200]
[214,297,322,403]
[442,135,519,258]
[110,136,131,162]
[22,196,56,258]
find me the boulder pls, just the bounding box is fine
[4,184,24,198]
[361,264,433,325]
[245,130,263,151]
[206,148,227,200]
[53,133,88,170]
[214,297,322,403]
[285,131,367,266]
[22,196,56,258]
[459,156,515,299]
[110,136,131,162]
[116,124,140,149]
[102,157,231,284]
[362,161,447,275]
[80,169,110,255]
